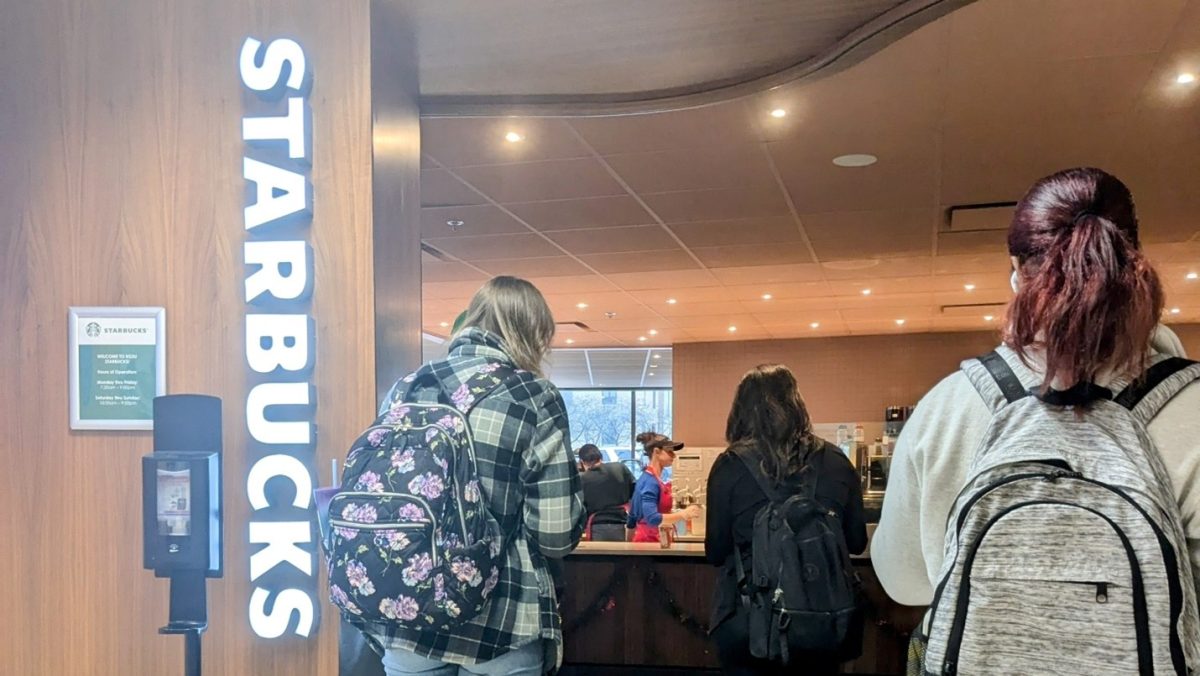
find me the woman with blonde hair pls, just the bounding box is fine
[371,276,586,676]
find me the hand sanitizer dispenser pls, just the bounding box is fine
[142,394,222,676]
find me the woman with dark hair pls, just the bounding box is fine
[627,432,701,543]
[706,364,867,676]
[873,168,1200,667]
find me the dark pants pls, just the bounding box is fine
[589,523,626,542]
[710,610,840,676]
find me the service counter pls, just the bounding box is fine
[560,531,923,675]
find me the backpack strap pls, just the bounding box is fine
[404,363,517,410]
[732,448,781,503]
[979,350,1028,404]
[1112,357,1200,425]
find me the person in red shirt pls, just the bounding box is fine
[627,432,700,542]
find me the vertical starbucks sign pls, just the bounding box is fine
[69,306,166,430]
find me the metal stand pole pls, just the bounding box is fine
[184,628,202,676]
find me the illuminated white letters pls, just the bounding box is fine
[243,158,309,230]
[242,98,309,159]
[241,36,318,640]
[249,588,315,639]
[249,521,313,580]
[247,454,313,510]
[244,241,310,303]
[239,38,307,93]
[246,314,311,373]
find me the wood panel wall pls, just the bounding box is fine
[0,1,378,674]
[674,325,1200,447]
[674,332,1006,447]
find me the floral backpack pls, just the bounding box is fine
[326,363,514,631]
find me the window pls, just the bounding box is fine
[561,388,672,477]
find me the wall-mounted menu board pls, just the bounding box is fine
[68,306,166,430]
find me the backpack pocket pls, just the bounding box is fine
[958,577,1136,674]
[327,492,438,623]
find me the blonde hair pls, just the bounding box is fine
[458,276,556,375]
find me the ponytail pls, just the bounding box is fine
[1005,168,1164,390]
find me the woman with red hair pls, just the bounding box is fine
[873,168,1200,673]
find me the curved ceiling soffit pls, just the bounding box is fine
[419,0,979,118]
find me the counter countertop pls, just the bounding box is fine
[570,541,707,557]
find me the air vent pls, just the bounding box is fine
[947,202,1017,232]
[940,303,1006,317]
[556,321,594,333]
[421,243,453,262]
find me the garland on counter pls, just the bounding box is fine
[645,567,710,639]
[562,567,626,635]
[561,562,709,639]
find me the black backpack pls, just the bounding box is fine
[732,447,861,664]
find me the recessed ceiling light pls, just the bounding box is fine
[648,329,658,336]
[648,372,655,377]
[964,284,976,292]
[1177,73,1197,84]
[666,298,677,305]
[565,338,575,344]
[862,288,872,296]
[653,354,661,359]
[770,108,787,118]
[576,302,588,309]
[638,336,647,342]
[1187,272,1198,281]
[504,131,524,143]
[1170,307,1182,315]
[810,322,820,329]
[984,315,995,322]
[446,219,465,229]
[895,319,906,326]
[762,293,773,300]
[728,325,738,333]
[833,154,878,168]
[439,322,449,328]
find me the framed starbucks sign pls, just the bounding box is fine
[69,306,166,430]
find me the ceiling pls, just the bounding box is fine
[392,0,971,114]
[418,0,1200,348]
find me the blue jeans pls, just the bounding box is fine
[380,641,543,676]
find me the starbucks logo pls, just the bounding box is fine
[85,322,101,338]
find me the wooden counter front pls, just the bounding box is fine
[559,550,923,674]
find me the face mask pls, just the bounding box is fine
[1010,270,1019,294]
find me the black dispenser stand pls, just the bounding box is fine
[158,570,208,676]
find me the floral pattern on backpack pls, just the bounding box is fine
[326,364,513,631]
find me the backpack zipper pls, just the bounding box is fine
[941,499,1152,676]
[926,469,1076,644]
[1071,477,1188,675]
[388,408,482,544]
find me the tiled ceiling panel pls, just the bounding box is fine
[641,184,791,222]
[421,118,590,168]
[420,205,530,239]
[425,233,563,261]
[804,209,936,261]
[422,169,486,207]
[455,158,626,203]
[544,226,680,255]
[506,195,656,231]
[419,0,1200,347]
[602,144,777,194]
[669,217,804,248]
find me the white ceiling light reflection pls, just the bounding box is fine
[833,154,878,167]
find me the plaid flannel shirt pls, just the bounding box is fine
[366,328,586,669]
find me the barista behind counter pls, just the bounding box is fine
[628,433,701,543]
[578,444,634,541]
